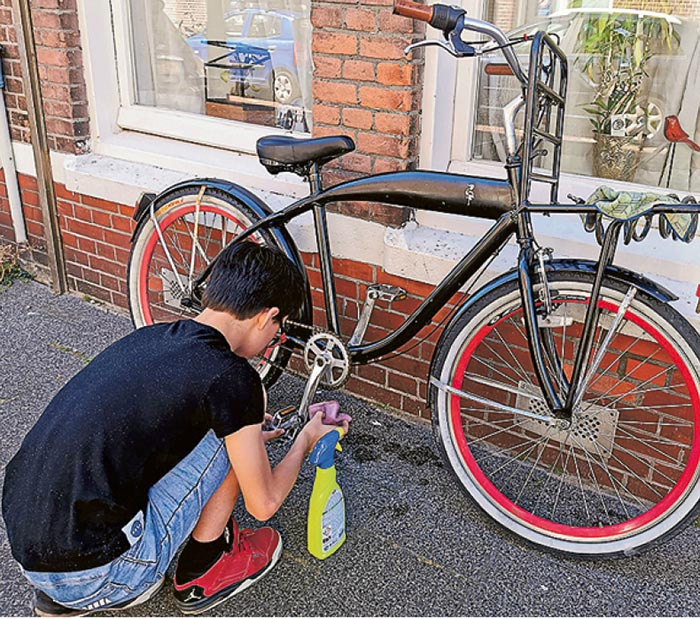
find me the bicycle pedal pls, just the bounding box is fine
[368,284,407,303]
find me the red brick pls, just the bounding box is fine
[314,104,341,126]
[312,32,357,55]
[74,279,111,305]
[378,11,415,34]
[18,174,37,190]
[313,81,357,105]
[77,236,97,254]
[377,63,413,86]
[345,8,376,31]
[342,107,373,129]
[401,396,428,418]
[359,36,411,60]
[375,112,411,135]
[359,86,412,111]
[388,371,418,395]
[66,218,105,241]
[20,188,39,207]
[103,229,131,249]
[313,56,342,79]
[313,125,355,140]
[36,47,72,68]
[111,291,128,309]
[111,214,134,233]
[343,59,375,81]
[357,133,409,158]
[88,254,126,278]
[334,257,375,282]
[100,272,119,292]
[91,210,111,228]
[355,363,386,385]
[338,152,371,174]
[312,7,343,28]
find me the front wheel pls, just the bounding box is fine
[127,186,292,386]
[429,270,700,558]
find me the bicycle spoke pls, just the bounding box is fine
[492,326,532,387]
[533,435,567,512]
[477,431,552,477]
[514,428,554,504]
[571,438,592,522]
[550,442,575,521]
[480,337,532,385]
[568,433,616,524]
[470,354,536,388]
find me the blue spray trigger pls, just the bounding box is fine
[309,428,344,469]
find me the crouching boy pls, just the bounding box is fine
[2,241,349,616]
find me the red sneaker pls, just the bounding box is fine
[173,520,282,615]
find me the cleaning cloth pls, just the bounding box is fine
[309,401,352,425]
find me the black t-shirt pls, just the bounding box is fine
[2,320,264,573]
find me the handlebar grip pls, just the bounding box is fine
[393,0,434,22]
[484,63,514,76]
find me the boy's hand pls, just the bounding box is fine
[299,411,349,455]
[262,413,285,443]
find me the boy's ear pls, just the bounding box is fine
[257,307,280,329]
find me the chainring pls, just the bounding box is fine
[303,332,351,389]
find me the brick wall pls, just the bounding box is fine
[311,0,424,227]
[0,173,132,306]
[0,0,89,154]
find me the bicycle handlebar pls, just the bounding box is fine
[393,0,528,85]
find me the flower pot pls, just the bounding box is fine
[592,133,644,182]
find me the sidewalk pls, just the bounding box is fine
[1,279,700,616]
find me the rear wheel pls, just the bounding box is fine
[429,270,700,557]
[127,186,291,386]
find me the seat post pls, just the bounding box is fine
[307,163,323,194]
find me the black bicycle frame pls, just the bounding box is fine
[221,170,518,364]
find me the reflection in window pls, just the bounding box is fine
[474,0,700,193]
[128,0,312,133]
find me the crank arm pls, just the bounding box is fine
[297,355,332,424]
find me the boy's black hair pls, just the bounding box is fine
[202,241,305,321]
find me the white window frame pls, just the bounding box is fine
[75,0,308,196]
[96,1,309,157]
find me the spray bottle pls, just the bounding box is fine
[307,427,346,559]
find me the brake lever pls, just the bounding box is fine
[405,39,459,56]
[404,37,477,58]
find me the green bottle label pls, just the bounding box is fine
[321,488,345,553]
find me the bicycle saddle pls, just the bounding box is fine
[256,135,356,175]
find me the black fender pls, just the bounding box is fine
[131,178,313,323]
[428,258,678,388]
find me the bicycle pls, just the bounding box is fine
[126,0,700,559]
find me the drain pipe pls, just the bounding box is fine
[0,47,27,244]
[12,0,67,293]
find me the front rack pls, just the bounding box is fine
[520,31,568,206]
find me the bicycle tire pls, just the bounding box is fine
[127,186,290,386]
[429,269,700,558]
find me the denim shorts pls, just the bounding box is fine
[24,430,231,611]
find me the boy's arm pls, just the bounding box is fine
[225,413,344,521]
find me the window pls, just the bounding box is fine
[470,0,700,193]
[115,0,313,150]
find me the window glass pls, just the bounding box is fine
[128,0,312,133]
[473,0,700,193]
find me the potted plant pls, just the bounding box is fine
[576,9,677,181]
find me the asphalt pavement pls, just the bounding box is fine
[1,279,700,616]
